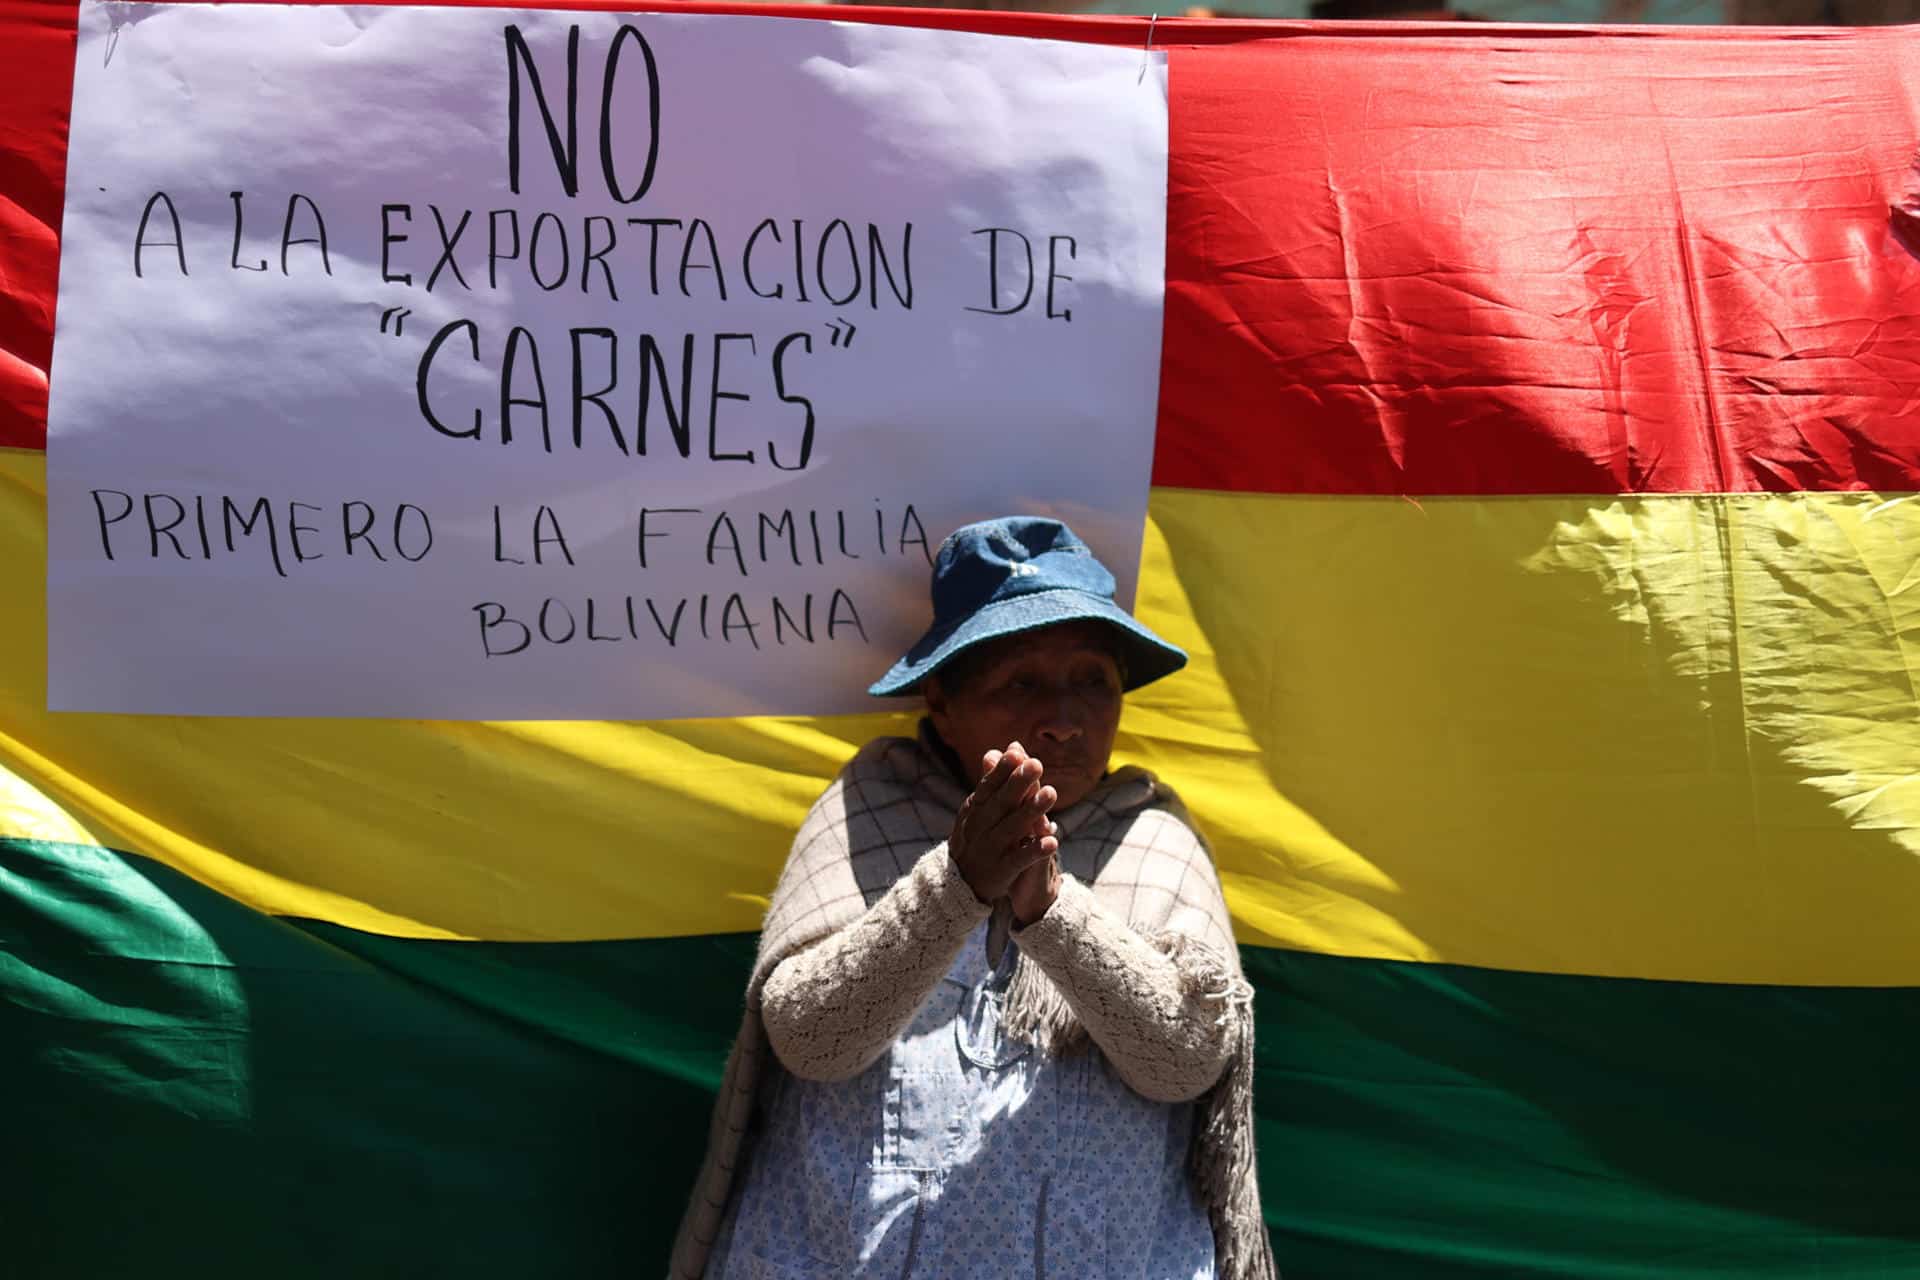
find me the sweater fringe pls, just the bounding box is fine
[1166,932,1277,1280]
[1000,947,1090,1056]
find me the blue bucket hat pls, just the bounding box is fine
[868,517,1188,697]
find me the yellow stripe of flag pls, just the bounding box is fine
[7,449,1918,984]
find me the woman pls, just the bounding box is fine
[672,517,1274,1280]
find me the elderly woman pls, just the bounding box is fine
[672,517,1274,1280]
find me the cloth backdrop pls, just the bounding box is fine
[3,2,1918,1275]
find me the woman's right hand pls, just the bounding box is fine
[949,741,1058,906]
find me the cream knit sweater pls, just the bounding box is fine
[763,840,1238,1102]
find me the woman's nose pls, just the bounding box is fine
[1036,695,1084,744]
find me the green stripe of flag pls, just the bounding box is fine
[5,837,1917,1278]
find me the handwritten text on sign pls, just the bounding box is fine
[46,3,1168,718]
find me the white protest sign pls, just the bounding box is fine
[47,2,1168,719]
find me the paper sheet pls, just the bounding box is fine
[47,1,1168,718]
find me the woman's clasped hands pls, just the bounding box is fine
[948,741,1063,926]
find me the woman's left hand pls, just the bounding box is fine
[1008,848,1060,925]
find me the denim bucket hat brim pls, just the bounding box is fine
[867,517,1188,697]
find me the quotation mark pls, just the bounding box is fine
[826,318,857,348]
[379,306,413,337]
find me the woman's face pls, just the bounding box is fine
[925,621,1125,811]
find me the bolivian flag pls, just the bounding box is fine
[4,3,1918,1276]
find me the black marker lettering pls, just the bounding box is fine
[706,512,747,577]
[900,504,932,563]
[394,504,433,561]
[625,217,680,295]
[192,494,212,559]
[791,218,809,302]
[679,218,727,300]
[571,327,625,453]
[637,333,694,458]
[965,227,1034,316]
[426,205,473,292]
[645,596,687,645]
[757,510,801,567]
[280,194,332,276]
[816,218,861,307]
[869,223,913,310]
[532,504,574,565]
[581,215,618,299]
[586,596,620,641]
[133,191,188,278]
[707,333,755,463]
[229,191,267,271]
[743,218,783,299]
[828,588,868,642]
[538,598,577,643]
[772,593,813,645]
[767,332,815,472]
[1046,235,1076,322]
[599,24,661,204]
[345,501,388,560]
[488,209,521,288]
[529,212,570,291]
[636,505,698,568]
[417,319,484,440]
[90,489,133,559]
[380,204,413,285]
[501,326,552,451]
[491,504,525,564]
[505,24,580,197]
[721,593,760,649]
[221,496,289,578]
[144,493,189,560]
[287,501,324,561]
[475,602,532,656]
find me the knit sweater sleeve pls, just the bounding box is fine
[1012,874,1240,1103]
[761,845,991,1083]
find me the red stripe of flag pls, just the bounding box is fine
[1157,34,1920,495]
[6,2,1920,494]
